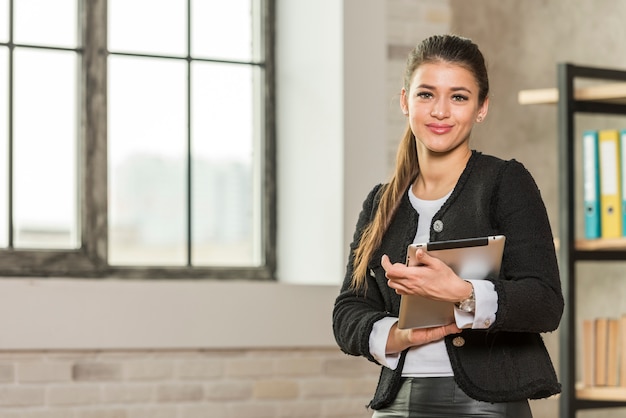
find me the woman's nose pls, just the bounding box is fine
[430,99,449,119]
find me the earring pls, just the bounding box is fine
[476,116,483,122]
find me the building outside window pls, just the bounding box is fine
[0,0,275,279]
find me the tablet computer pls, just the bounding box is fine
[397,235,505,329]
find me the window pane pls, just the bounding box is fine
[13,48,78,249]
[109,56,187,266]
[0,0,8,43]
[191,0,256,61]
[109,0,186,56]
[191,62,261,266]
[14,0,76,48]
[0,48,7,247]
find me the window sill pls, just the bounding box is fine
[0,278,340,350]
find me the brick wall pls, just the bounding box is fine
[0,2,451,418]
[0,349,379,418]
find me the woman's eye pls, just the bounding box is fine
[416,92,433,99]
[452,94,468,102]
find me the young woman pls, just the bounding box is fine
[332,35,563,417]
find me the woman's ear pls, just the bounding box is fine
[400,88,409,115]
[476,97,489,122]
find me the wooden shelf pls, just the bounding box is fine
[575,237,626,251]
[518,82,626,105]
[577,385,626,401]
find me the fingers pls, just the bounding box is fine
[413,247,433,265]
[409,323,462,346]
[427,323,461,341]
[444,322,462,335]
[381,254,404,279]
[381,254,393,271]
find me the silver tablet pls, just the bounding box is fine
[397,235,505,329]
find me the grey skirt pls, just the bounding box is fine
[372,377,533,418]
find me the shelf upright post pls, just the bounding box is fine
[557,62,576,418]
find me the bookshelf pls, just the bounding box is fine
[519,63,626,418]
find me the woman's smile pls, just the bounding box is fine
[426,123,454,135]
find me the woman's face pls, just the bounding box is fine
[400,61,488,156]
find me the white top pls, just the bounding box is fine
[369,187,498,376]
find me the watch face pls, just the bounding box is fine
[458,299,475,313]
[456,285,475,313]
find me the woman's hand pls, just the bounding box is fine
[386,322,461,354]
[381,251,471,303]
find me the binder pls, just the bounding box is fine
[621,130,626,236]
[583,130,601,239]
[598,130,622,238]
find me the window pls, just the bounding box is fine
[0,0,275,279]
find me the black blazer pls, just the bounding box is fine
[332,151,563,409]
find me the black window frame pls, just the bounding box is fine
[0,0,276,280]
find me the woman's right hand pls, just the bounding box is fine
[381,253,472,304]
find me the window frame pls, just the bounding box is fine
[0,0,276,280]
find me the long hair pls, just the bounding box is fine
[350,34,489,289]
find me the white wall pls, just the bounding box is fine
[0,0,387,350]
[276,0,387,285]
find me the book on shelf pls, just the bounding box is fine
[582,315,623,388]
[582,319,595,387]
[595,317,609,386]
[607,318,620,386]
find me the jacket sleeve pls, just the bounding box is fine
[490,160,564,333]
[332,184,391,363]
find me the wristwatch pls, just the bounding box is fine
[455,282,475,313]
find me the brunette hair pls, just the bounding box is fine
[350,34,489,289]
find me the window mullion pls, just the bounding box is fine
[186,0,192,267]
[7,0,14,249]
[81,0,108,270]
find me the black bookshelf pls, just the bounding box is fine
[556,63,626,418]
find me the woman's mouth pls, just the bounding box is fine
[426,123,453,134]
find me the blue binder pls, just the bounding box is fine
[582,130,601,239]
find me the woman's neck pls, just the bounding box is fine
[413,147,471,200]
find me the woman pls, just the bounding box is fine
[332,34,563,417]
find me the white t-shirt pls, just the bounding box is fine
[368,187,498,376]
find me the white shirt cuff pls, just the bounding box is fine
[369,316,401,369]
[454,279,497,329]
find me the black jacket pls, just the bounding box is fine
[332,151,563,409]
